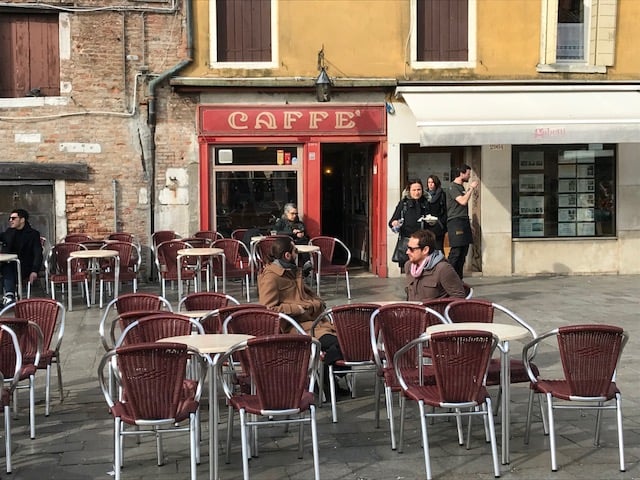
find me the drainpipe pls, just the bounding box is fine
[147,0,194,237]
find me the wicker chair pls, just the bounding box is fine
[311,303,379,423]
[0,299,65,417]
[308,236,352,299]
[218,335,321,480]
[523,324,628,472]
[211,239,253,302]
[194,230,224,242]
[98,342,206,480]
[394,330,500,480]
[45,243,90,310]
[155,240,197,299]
[369,303,446,452]
[199,303,266,335]
[0,324,22,473]
[115,313,204,347]
[178,291,240,313]
[98,241,141,306]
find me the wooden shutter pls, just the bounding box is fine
[216,0,271,62]
[417,0,468,62]
[590,0,617,66]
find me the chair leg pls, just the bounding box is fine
[297,415,304,459]
[616,393,625,472]
[99,279,104,309]
[225,405,234,464]
[239,409,250,480]
[310,406,320,480]
[190,413,198,480]
[485,398,501,478]
[114,418,122,480]
[4,405,11,474]
[398,395,406,453]
[417,401,433,480]
[455,408,464,446]
[546,393,558,471]
[329,365,338,423]
[45,365,51,416]
[345,271,351,299]
[374,375,381,428]
[385,386,397,450]
[84,280,90,308]
[524,388,535,444]
[56,355,64,403]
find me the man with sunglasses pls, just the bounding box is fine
[0,209,43,305]
[405,229,465,301]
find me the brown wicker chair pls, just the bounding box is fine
[0,324,23,473]
[420,297,459,317]
[115,313,203,347]
[394,330,500,480]
[211,239,253,301]
[98,241,141,306]
[199,303,266,334]
[523,324,628,472]
[155,240,197,299]
[311,303,379,423]
[369,303,447,452]
[0,318,42,439]
[308,236,352,299]
[218,334,321,480]
[0,299,64,417]
[45,243,90,310]
[98,342,206,480]
[178,291,240,313]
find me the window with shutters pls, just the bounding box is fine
[410,0,476,69]
[0,12,60,98]
[210,0,276,68]
[538,0,617,73]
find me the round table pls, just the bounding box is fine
[0,253,21,300]
[68,249,120,311]
[177,247,225,300]
[159,333,254,480]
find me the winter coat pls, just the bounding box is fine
[405,250,466,301]
[0,222,43,277]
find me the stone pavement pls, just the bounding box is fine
[4,273,640,479]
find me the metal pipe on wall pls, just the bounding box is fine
[112,179,118,232]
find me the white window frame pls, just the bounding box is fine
[538,0,616,73]
[409,0,477,69]
[209,0,279,69]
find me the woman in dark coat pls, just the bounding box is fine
[424,174,447,251]
[388,179,429,271]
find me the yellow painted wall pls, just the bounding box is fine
[187,0,640,81]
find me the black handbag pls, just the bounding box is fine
[391,236,409,265]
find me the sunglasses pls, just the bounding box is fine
[406,245,424,252]
[8,216,19,221]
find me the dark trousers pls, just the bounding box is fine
[1,262,17,296]
[448,245,469,279]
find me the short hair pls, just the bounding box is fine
[427,175,441,189]
[406,178,424,190]
[452,164,471,179]
[11,208,29,221]
[410,229,436,251]
[269,237,295,262]
[283,203,297,214]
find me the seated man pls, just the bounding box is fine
[405,229,466,301]
[258,237,347,395]
[272,203,312,275]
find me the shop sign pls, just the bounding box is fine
[198,105,386,136]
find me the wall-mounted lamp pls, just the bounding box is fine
[315,47,332,102]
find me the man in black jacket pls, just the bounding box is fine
[0,209,43,305]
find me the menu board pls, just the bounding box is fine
[517,152,545,237]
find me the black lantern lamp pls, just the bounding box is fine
[315,47,331,102]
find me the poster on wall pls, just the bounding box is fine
[558,179,576,192]
[577,223,596,235]
[558,223,577,236]
[577,164,594,178]
[558,208,576,222]
[519,218,544,237]
[577,179,595,192]
[519,174,544,193]
[578,193,595,207]
[558,194,577,207]
[577,208,594,222]
[519,151,544,170]
[519,196,545,215]
[558,164,576,178]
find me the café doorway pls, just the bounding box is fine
[320,143,374,269]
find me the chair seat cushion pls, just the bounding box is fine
[404,384,491,407]
[230,390,315,415]
[533,379,619,401]
[383,365,436,392]
[19,364,37,380]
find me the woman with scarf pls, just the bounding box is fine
[388,179,429,271]
[424,174,447,251]
[404,229,465,301]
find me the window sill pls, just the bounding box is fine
[537,63,607,74]
[0,97,68,108]
[411,60,476,70]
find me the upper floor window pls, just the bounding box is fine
[210,0,277,68]
[411,0,476,69]
[539,0,616,73]
[0,12,60,98]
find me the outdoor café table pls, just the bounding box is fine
[295,244,321,296]
[177,247,225,302]
[425,322,528,465]
[0,254,22,300]
[159,333,254,480]
[67,249,119,311]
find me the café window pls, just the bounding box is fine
[212,145,302,237]
[512,144,615,238]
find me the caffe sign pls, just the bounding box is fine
[198,105,386,136]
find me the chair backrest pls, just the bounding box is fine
[178,292,240,312]
[223,308,305,336]
[223,335,319,410]
[212,238,251,270]
[151,230,180,249]
[421,298,459,318]
[396,330,497,403]
[107,232,135,243]
[309,236,351,268]
[253,236,291,272]
[445,299,494,323]
[315,303,379,362]
[64,233,93,243]
[12,298,64,353]
[155,240,192,276]
[0,318,42,367]
[101,342,202,419]
[102,309,173,351]
[47,243,88,275]
[557,324,627,397]
[116,313,203,347]
[0,324,22,390]
[370,303,446,371]
[182,237,213,249]
[200,303,267,334]
[195,230,224,242]
[230,228,248,241]
[101,241,137,271]
[112,293,173,315]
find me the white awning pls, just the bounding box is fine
[396,85,640,146]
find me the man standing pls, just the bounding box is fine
[0,209,43,305]
[405,229,465,301]
[446,164,478,279]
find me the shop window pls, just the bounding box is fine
[411,0,476,68]
[538,0,616,72]
[213,146,300,236]
[0,12,60,98]
[211,0,274,66]
[512,144,615,239]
